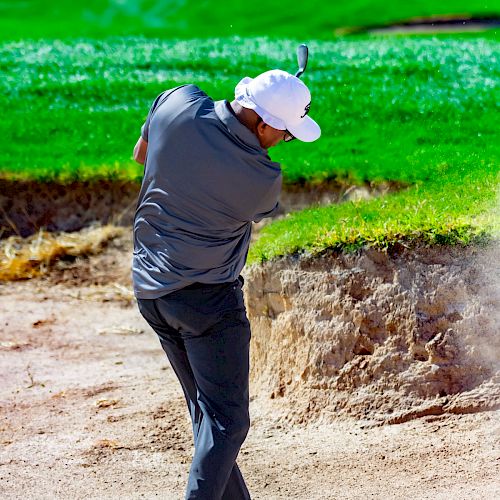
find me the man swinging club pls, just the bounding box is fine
[132,64,321,499]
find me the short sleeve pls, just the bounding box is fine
[253,201,281,223]
[140,85,191,142]
[252,175,282,223]
[140,91,169,142]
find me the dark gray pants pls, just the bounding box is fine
[136,276,251,500]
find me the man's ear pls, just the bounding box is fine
[256,119,267,137]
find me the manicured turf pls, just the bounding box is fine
[0,1,499,41]
[1,36,498,187]
[247,166,499,264]
[2,2,498,258]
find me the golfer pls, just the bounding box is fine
[132,69,320,499]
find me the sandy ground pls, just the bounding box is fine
[1,234,499,499]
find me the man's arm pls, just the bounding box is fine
[133,90,162,165]
[133,136,148,165]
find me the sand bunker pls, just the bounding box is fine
[2,177,498,427]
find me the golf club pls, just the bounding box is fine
[295,44,309,78]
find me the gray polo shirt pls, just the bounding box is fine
[132,84,282,299]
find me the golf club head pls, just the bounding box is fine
[295,44,308,79]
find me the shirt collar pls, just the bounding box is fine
[214,100,267,153]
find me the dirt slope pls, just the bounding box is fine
[245,240,500,425]
[0,179,401,238]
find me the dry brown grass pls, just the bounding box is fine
[0,224,124,281]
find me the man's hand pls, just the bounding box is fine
[133,136,148,165]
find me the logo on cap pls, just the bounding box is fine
[300,101,311,119]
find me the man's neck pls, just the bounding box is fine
[227,100,267,150]
[229,100,254,130]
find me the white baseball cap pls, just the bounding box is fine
[234,69,321,143]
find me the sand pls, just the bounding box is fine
[1,231,499,499]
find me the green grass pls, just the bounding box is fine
[2,31,499,257]
[0,1,499,41]
[1,36,499,186]
[248,165,500,264]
